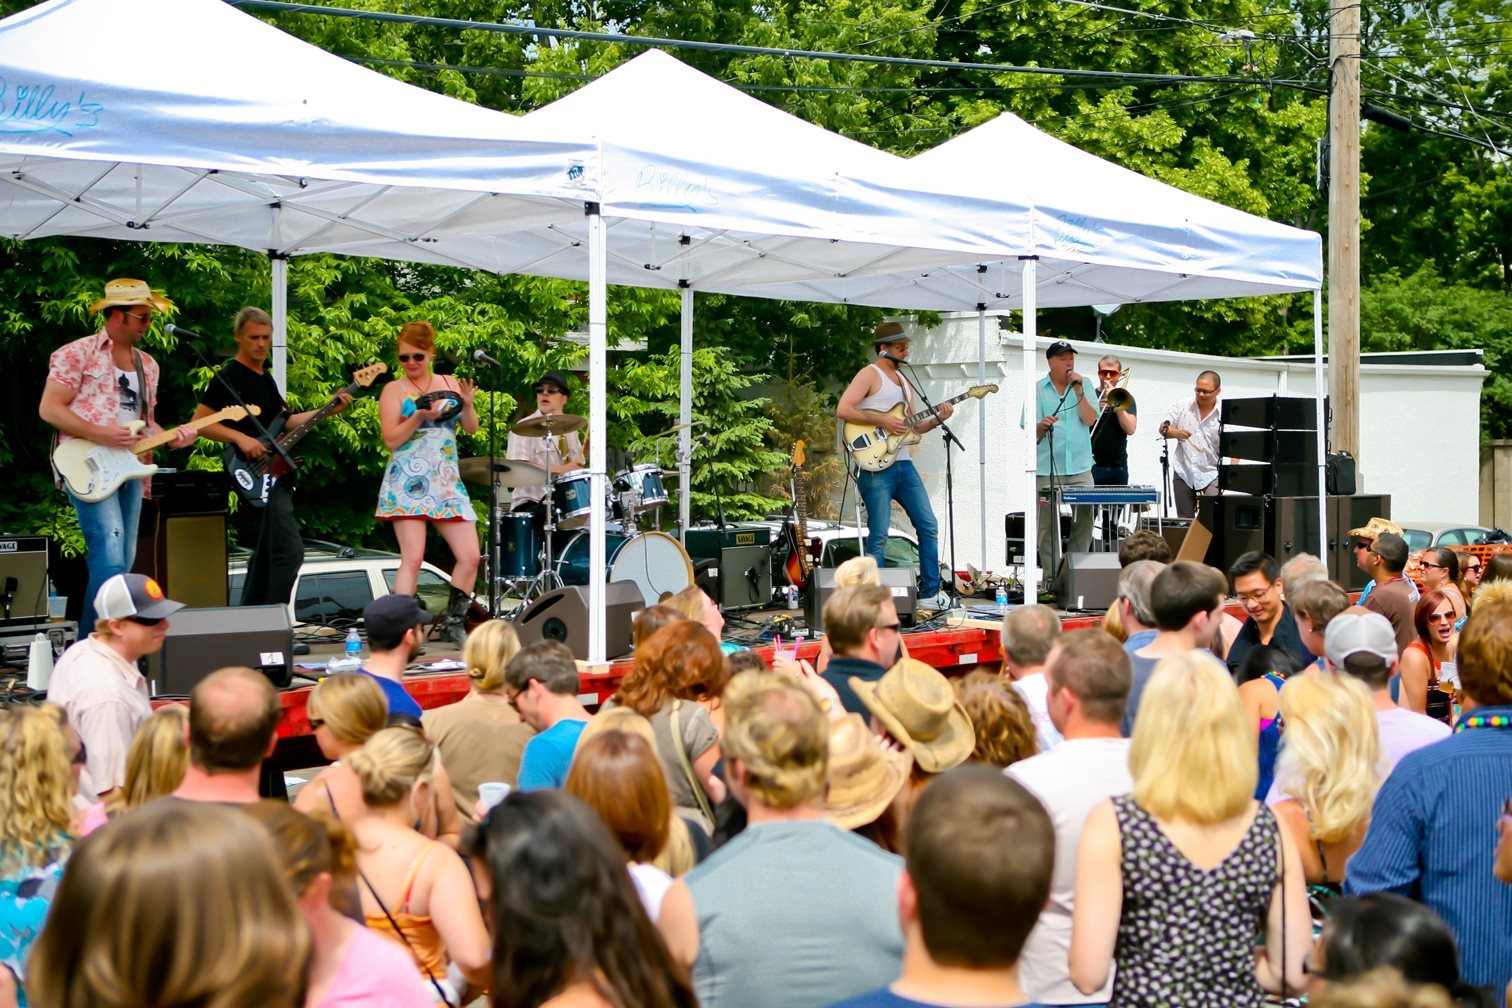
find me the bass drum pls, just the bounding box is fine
[557,531,693,608]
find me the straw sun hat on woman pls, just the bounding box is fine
[851,658,974,773]
[823,713,912,831]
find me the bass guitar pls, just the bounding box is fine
[843,384,998,472]
[226,362,386,506]
[53,406,260,503]
[780,440,812,587]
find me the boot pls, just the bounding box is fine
[434,586,471,647]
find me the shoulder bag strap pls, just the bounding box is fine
[670,699,715,827]
[357,864,453,1007]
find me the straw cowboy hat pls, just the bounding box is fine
[1347,516,1402,541]
[851,658,974,773]
[823,713,912,831]
[89,278,174,316]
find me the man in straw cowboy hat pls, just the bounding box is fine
[830,765,1057,1008]
[39,279,196,628]
[852,657,974,775]
[687,672,904,1008]
[1347,515,1408,606]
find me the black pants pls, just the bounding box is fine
[241,481,301,607]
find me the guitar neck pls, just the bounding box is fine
[903,390,976,427]
[131,409,239,454]
[276,384,356,453]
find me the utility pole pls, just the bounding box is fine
[1328,0,1362,464]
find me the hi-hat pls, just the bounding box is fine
[459,457,548,488]
[511,413,587,438]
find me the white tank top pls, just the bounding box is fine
[856,363,914,463]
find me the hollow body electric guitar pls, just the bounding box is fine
[843,384,999,472]
[53,406,260,503]
[226,363,386,507]
[780,440,812,587]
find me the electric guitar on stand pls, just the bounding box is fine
[780,440,812,587]
[843,384,998,472]
[226,362,386,506]
[53,405,260,503]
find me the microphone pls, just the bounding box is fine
[164,324,205,342]
[878,350,906,364]
[472,348,503,368]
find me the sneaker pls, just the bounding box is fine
[919,591,953,611]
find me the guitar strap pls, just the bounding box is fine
[131,348,149,420]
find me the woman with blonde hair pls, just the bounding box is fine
[348,727,491,1003]
[565,728,700,968]
[244,802,436,1008]
[79,703,189,835]
[1071,652,1310,1006]
[607,622,727,832]
[422,620,535,821]
[0,705,77,1004]
[29,799,308,1008]
[295,673,462,847]
[1271,672,1380,895]
[377,319,481,644]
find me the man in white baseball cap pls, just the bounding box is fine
[48,573,185,800]
[1325,607,1448,774]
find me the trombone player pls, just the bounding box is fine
[1090,355,1137,485]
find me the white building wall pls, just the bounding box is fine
[880,314,1484,573]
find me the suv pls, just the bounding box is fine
[228,540,459,629]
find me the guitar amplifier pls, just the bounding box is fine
[683,524,771,561]
[0,536,50,626]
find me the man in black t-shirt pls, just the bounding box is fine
[193,308,350,607]
[1089,354,1137,485]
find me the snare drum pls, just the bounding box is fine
[557,531,694,608]
[552,472,597,529]
[613,463,669,515]
[495,511,540,578]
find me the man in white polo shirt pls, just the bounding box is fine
[48,573,184,800]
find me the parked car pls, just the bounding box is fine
[228,540,460,629]
[743,518,922,587]
[1396,521,1497,552]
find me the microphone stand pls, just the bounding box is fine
[1158,433,1171,531]
[474,356,502,618]
[185,337,295,476]
[894,358,964,602]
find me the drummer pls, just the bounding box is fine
[507,369,585,515]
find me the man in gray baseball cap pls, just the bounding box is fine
[1325,607,1448,773]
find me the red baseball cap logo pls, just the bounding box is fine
[144,578,165,600]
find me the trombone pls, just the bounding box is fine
[1098,367,1133,412]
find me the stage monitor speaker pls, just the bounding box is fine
[806,566,917,634]
[512,581,640,661]
[147,604,293,697]
[135,509,229,608]
[1137,518,1192,561]
[711,543,772,611]
[1056,552,1121,612]
[0,535,49,625]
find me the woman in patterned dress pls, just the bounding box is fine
[1069,652,1311,1007]
[377,320,480,644]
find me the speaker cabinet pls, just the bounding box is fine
[147,604,293,697]
[0,535,49,625]
[1056,553,1122,611]
[1221,395,1321,431]
[1005,512,1070,567]
[805,566,918,633]
[135,488,229,608]
[513,581,640,661]
[711,543,772,611]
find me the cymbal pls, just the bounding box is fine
[458,457,548,488]
[511,413,587,438]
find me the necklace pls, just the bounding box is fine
[1454,711,1512,733]
[403,373,434,398]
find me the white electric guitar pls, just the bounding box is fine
[844,384,998,472]
[53,405,259,502]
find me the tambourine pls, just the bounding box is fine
[405,390,464,422]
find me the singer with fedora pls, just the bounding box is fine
[836,322,951,611]
[39,278,198,630]
[376,320,479,645]
[1034,340,1096,594]
[193,307,351,608]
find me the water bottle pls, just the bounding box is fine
[995,583,1009,615]
[329,627,364,673]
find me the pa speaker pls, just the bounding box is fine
[805,566,918,633]
[1056,553,1122,612]
[147,604,292,697]
[513,581,640,661]
[0,535,49,625]
[135,510,229,608]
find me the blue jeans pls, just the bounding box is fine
[69,479,143,628]
[857,460,940,597]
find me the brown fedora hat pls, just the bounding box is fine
[823,713,912,831]
[851,658,974,773]
[872,320,908,343]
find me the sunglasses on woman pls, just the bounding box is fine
[398,352,427,363]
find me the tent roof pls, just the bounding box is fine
[0,0,598,270]
[737,113,1323,309]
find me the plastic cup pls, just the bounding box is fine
[48,596,67,622]
[477,781,511,810]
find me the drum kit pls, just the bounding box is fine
[462,413,694,612]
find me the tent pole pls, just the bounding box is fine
[587,204,608,665]
[271,255,288,395]
[1314,289,1328,556]
[1021,259,1039,604]
[977,307,988,574]
[679,287,694,544]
